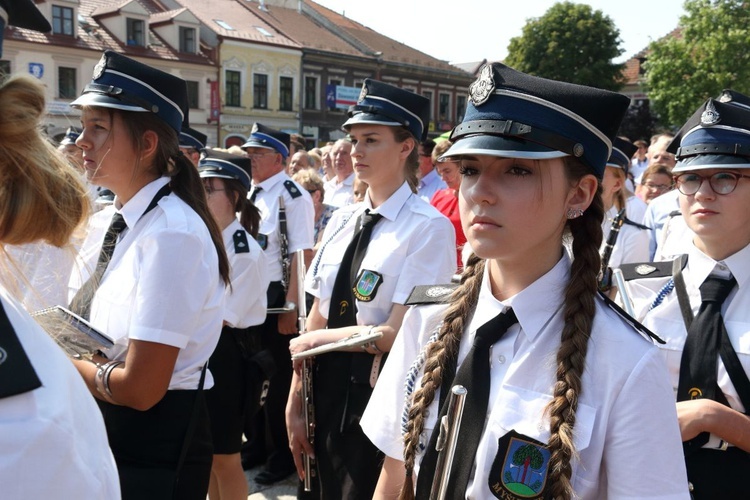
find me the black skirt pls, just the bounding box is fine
[98,390,213,500]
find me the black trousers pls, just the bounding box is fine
[686,447,750,499]
[242,281,295,472]
[98,391,213,500]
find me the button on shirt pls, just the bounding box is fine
[0,289,120,499]
[222,220,269,328]
[252,170,315,282]
[323,172,355,208]
[69,177,225,390]
[416,169,447,203]
[363,253,689,499]
[629,241,750,448]
[307,181,456,326]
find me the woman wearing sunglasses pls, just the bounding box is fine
[622,91,750,499]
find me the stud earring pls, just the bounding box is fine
[566,208,584,219]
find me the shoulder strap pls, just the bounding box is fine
[623,217,650,231]
[0,300,42,398]
[283,180,302,199]
[619,260,674,281]
[233,229,250,254]
[671,254,693,329]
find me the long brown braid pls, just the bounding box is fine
[545,157,604,500]
[398,252,486,500]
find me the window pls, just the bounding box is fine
[126,18,145,46]
[52,6,74,36]
[439,93,451,121]
[186,80,199,109]
[456,95,467,123]
[179,27,196,53]
[225,70,241,107]
[422,90,433,120]
[0,60,10,77]
[330,78,341,86]
[304,76,318,110]
[58,67,77,99]
[279,76,293,111]
[253,74,268,109]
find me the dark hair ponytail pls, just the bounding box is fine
[119,111,230,286]
[223,178,261,238]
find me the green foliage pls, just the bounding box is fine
[505,2,624,91]
[645,0,750,128]
[512,444,544,470]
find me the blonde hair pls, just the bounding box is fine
[0,74,89,247]
[400,157,602,500]
[292,168,324,193]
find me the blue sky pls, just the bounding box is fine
[312,0,687,64]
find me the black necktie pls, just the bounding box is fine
[69,213,127,320]
[250,185,262,203]
[327,210,383,328]
[677,275,736,449]
[416,308,518,499]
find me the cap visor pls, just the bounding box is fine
[342,113,401,131]
[10,0,52,32]
[438,134,567,161]
[241,140,276,151]
[672,154,750,172]
[70,93,149,113]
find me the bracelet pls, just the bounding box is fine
[101,360,124,401]
[94,361,107,397]
[359,326,382,354]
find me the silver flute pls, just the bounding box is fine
[296,249,316,491]
[430,385,467,500]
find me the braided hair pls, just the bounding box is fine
[399,156,603,500]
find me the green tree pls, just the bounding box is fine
[505,2,624,91]
[511,444,544,485]
[645,0,750,128]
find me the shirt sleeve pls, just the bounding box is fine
[392,216,456,304]
[603,345,690,499]
[286,191,315,253]
[224,242,269,328]
[128,228,218,348]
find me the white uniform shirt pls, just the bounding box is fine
[417,169,447,203]
[627,194,648,224]
[363,254,689,500]
[252,170,315,282]
[654,213,695,261]
[306,182,456,325]
[69,177,224,390]
[643,189,681,259]
[222,220,269,328]
[322,172,355,208]
[600,205,650,269]
[628,241,750,449]
[0,288,120,499]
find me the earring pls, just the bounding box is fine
[566,208,584,219]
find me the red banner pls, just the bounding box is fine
[209,81,220,123]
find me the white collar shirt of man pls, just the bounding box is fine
[322,171,355,208]
[629,240,750,450]
[250,169,315,282]
[416,168,447,203]
[68,176,225,390]
[362,253,689,499]
[306,181,456,327]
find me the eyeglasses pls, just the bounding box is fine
[643,182,673,192]
[674,171,750,196]
[203,185,225,196]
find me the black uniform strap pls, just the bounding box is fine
[597,291,665,344]
[233,229,250,254]
[283,179,302,198]
[672,254,693,329]
[0,300,42,398]
[623,217,650,230]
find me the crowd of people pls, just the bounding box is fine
[2,2,750,500]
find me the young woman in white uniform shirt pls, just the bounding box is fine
[199,149,270,500]
[286,79,456,499]
[362,63,689,500]
[67,51,229,500]
[622,91,750,499]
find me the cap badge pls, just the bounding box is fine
[635,264,657,276]
[93,54,107,80]
[718,91,733,103]
[468,64,495,106]
[700,100,720,126]
[358,83,369,103]
[573,143,585,157]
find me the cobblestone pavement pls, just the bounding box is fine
[245,465,297,499]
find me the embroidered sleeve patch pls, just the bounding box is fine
[352,269,383,302]
[489,430,551,499]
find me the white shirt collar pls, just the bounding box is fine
[364,181,412,222]
[254,169,288,191]
[688,240,750,289]
[115,176,170,229]
[474,251,569,342]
